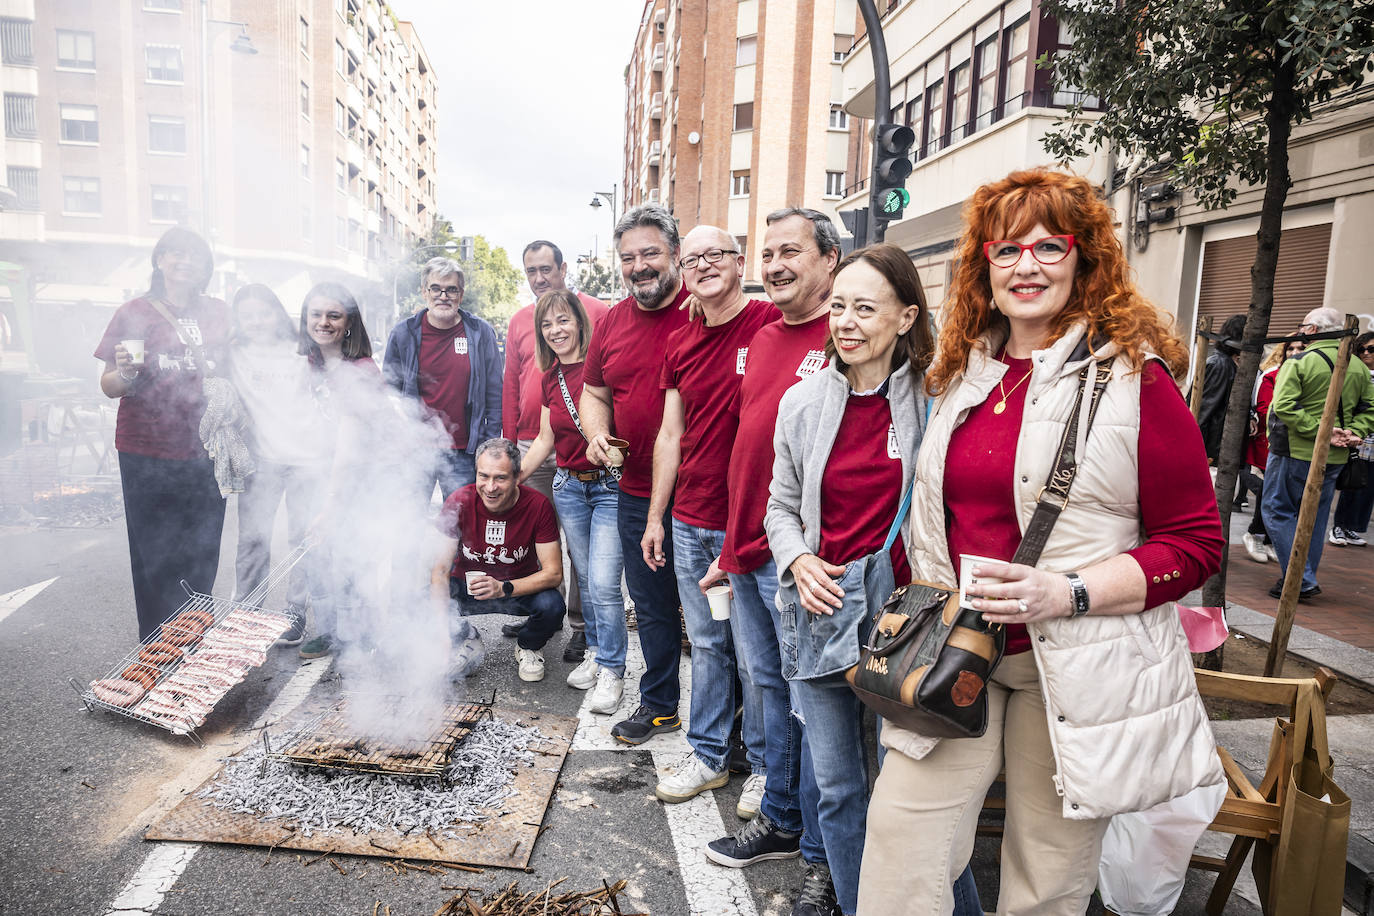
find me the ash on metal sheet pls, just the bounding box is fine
[196,717,545,838]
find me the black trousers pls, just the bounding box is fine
[118,451,226,640]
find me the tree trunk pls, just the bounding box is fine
[1196,56,1299,670]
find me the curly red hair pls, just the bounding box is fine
[926,168,1187,394]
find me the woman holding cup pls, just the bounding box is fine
[520,290,627,714]
[95,227,230,640]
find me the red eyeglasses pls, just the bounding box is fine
[983,235,1077,268]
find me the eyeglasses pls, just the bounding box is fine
[679,248,739,270]
[1286,344,1306,354]
[1360,346,1374,355]
[982,235,1076,268]
[427,284,462,299]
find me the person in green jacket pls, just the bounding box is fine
[1261,307,1374,599]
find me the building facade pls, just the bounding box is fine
[0,0,436,374]
[622,0,862,286]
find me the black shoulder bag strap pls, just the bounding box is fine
[558,366,621,482]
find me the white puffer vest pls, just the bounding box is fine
[886,324,1223,820]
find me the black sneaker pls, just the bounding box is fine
[501,622,525,638]
[277,607,306,646]
[562,629,587,663]
[1299,584,1322,602]
[705,812,801,867]
[612,704,681,745]
[792,861,840,916]
[1268,579,1284,599]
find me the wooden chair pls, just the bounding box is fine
[1189,666,1337,915]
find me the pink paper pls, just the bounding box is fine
[1177,605,1228,653]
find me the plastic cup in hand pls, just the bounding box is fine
[605,437,630,468]
[706,585,731,621]
[959,553,1005,610]
[122,338,146,365]
[465,570,483,595]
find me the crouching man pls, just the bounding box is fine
[432,438,566,682]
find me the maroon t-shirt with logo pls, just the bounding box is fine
[659,299,779,530]
[817,392,911,583]
[540,361,597,471]
[419,314,470,450]
[719,312,831,574]
[582,285,691,497]
[94,296,229,460]
[438,484,559,581]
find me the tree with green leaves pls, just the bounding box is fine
[575,258,621,300]
[1041,0,1373,664]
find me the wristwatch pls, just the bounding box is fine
[502,580,514,597]
[1065,572,1090,617]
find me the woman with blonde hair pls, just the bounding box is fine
[857,169,1225,914]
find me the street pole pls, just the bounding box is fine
[856,0,893,244]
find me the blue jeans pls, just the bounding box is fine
[1262,454,1342,590]
[449,578,565,650]
[617,491,681,714]
[432,449,476,502]
[552,469,626,675]
[729,560,806,838]
[792,674,869,915]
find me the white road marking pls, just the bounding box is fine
[572,635,760,916]
[101,656,333,916]
[0,576,57,625]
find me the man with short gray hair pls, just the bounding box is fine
[383,257,503,499]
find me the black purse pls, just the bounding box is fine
[845,359,1115,738]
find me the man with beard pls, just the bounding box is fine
[501,240,610,662]
[640,226,778,811]
[580,206,691,744]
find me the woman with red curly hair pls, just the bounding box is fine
[856,169,1226,914]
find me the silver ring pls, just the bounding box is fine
[811,583,822,595]
[1017,599,1028,614]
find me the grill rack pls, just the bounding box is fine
[73,543,309,744]
[266,692,495,779]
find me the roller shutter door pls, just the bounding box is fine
[1196,223,1331,336]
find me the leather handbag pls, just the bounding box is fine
[845,358,1115,738]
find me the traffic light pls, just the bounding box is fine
[873,123,914,221]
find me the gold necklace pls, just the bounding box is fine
[993,367,1033,415]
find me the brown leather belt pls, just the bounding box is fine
[568,468,608,481]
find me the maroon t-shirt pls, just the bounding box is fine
[817,392,912,583]
[437,484,559,581]
[660,299,779,530]
[582,285,691,497]
[539,361,596,471]
[419,315,471,450]
[94,296,229,460]
[944,355,1224,655]
[720,312,831,573]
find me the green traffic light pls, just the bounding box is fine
[880,188,910,214]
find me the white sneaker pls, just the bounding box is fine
[566,655,598,689]
[516,647,545,682]
[1264,543,1279,562]
[1347,530,1368,547]
[1242,532,1269,563]
[448,628,485,680]
[655,754,729,803]
[1328,527,1349,547]
[588,667,624,715]
[736,771,766,820]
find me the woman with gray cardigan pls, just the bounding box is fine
[765,244,977,916]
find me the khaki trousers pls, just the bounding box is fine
[857,652,1109,916]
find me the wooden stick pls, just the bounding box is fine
[1189,316,1213,419]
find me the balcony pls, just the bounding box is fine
[345,23,365,60]
[651,42,664,72]
[345,80,365,115]
[647,139,661,166]
[649,91,663,119]
[366,105,380,135]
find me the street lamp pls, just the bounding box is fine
[589,186,616,259]
[199,3,257,241]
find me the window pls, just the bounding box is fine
[1,17,34,65]
[736,35,756,66]
[973,34,999,130]
[56,29,95,69]
[63,176,100,214]
[7,166,38,209]
[349,218,361,252]
[299,81,310,117]
[334,99,346,134]
[731,169,750,196]
[833,34,852,63]
[335,40,346,76]
[300,144,310,178]
[150,185,185,221]
[335,158,347,191]
[1050,21,1100,108]
[947,63,971,143]
[148,115,186,153]
[4,93,37,138]
[829,103,848,130]
[60,104,98,143]
[735,235,747,261]
[825,171,846,197]
[145,44,183,82]
[301,205,312,239]
[905,95,924,162]
[1002,18,1030,117]
[336,216,347,248]
[733,101,754,131]
[143,0,182,9]
[298,16,309,52]
[924,79,944,154]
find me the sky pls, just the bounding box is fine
[396,1,649,302]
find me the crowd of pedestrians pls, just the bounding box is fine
[96,165,1371,916]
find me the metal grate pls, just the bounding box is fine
[3,92,37,139]
[271,696,494,778]
[0,18,34,66]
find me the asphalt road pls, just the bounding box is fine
[0,507,1263,916]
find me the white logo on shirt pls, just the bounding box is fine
[454,337,469,356]
[736,347,749,375]
[178,318,203,346]
[797,350,826,378]
[485,519,505,545]
[886,424,900,460]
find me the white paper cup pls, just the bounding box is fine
[706,584,731,621]
[959,553,1006,610]
[465,570,483,593]
[122,338,146,365]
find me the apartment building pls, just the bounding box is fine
[622,0,862,286]
[0,0,436,373]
